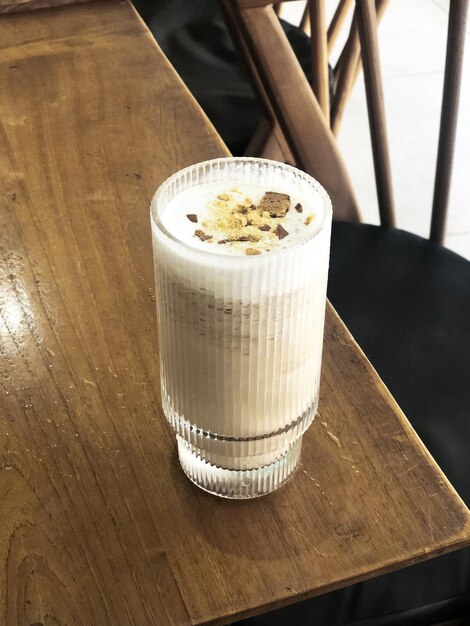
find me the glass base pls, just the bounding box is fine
[177,436,302,499]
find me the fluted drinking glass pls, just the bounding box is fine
[151,158,332,498]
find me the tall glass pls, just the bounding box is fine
[151,158,332,498]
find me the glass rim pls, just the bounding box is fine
[150,157,332,261]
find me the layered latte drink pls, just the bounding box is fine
[151,158,332,498]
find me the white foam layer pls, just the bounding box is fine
[160,181,324,255]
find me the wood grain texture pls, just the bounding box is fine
[1,1,470,625]
[0,0,91,14]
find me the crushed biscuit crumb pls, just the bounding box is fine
[194,229,212,241]
[190,188,309,254]
[258,191,290,217]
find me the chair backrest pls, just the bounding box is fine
[220,0,468,243]
[221,0,361,222]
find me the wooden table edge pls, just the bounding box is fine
[201,528,470,626]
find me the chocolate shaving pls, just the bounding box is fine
[257,191,290,217]
[258,224,271,232]
[238,235,259,242]
[275,224,289,240]
[295,203,303,213]
[245,248,262,256]
[186,214,198,223]
[218,235,259,244]
[194,229,212,241]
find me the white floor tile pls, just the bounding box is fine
[278,1,306,25]
[381,1,470,75]
[431,0,450,15]
[446,232,470,259]
[431,0,470,36]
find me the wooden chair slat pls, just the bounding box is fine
[237,0,278,8]
[222,1,295,165]
[331,10,360,136]
[309,0,330,122]
[327,0,353,52]
[300,3,310,32]
[331,0,388,137]
[355,0,395,227]
[245,118,295,163]
[430,0,469,243]
[229,1,360,221]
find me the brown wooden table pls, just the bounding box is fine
[1,1,470,624]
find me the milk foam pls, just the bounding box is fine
[160,181,324,255]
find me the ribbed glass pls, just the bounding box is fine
[151,158,332,498]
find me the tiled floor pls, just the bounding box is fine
[282,0,470,259]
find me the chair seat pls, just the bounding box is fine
[235,222,470,625]
[329,222,470,505]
